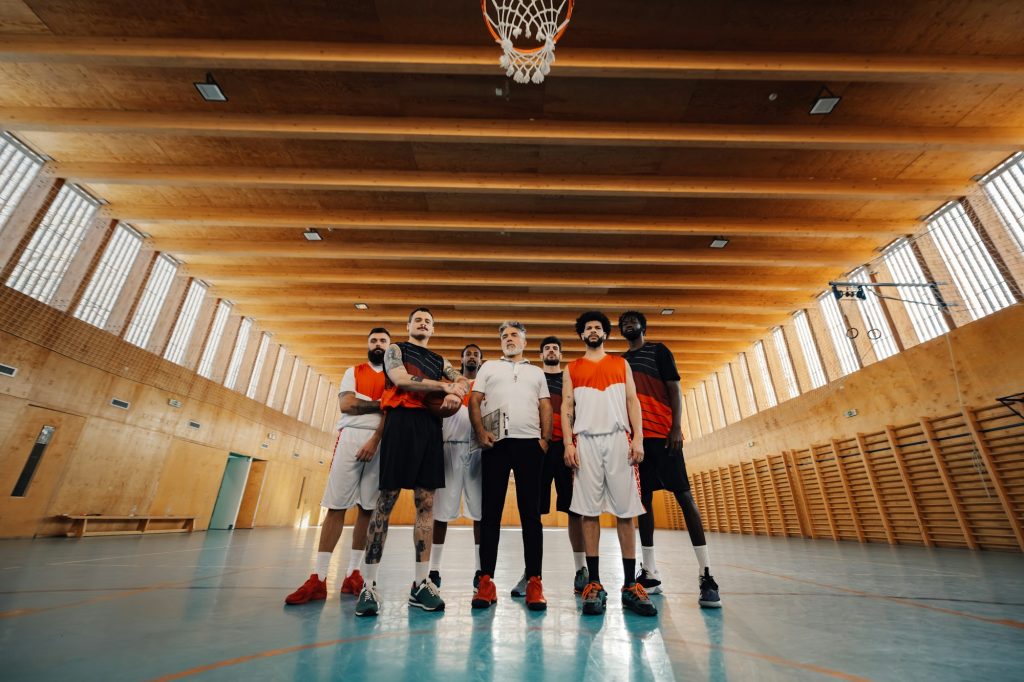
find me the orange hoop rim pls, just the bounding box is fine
[481,0,574,55]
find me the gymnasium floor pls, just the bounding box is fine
[1,528,1022,681]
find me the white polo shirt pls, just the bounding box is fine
[472,357,550,440]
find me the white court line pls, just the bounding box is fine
[48,545,231,565]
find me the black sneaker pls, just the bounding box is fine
[428,570,442,589]
[636,567,662,595]
[699,568,721,608]
[473,570,482,589]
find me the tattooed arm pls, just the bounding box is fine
[338,392,381,415]
[383,344,462,394]
[442,358,470,396]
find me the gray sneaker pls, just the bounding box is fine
[355,582,381,617]
[510,573,529,598]
[573,567,589,595]
[581,581,607,615]
[409,579,446,612]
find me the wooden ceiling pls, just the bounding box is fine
[2,0,1024,387]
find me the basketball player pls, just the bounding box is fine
[353,307,469,617]
[562,311,657,617]
[285,327,391,605]
[429,343,484,589]
[619,311,721,608]
[469,321,551,611]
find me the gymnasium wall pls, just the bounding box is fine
[0,287,332,538]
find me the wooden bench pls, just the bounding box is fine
[61,515,196,538]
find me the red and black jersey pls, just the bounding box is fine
[622,342,680,439]
[544,371,563,441]
[381,341,445,410]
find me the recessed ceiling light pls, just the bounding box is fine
[354,303,369,310]
[194,72,227,102]
[810,86,840,115]
[660,308,675,315]
[303,228,322,241]
[710,237,729,248]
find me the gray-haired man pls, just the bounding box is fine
[469,320,552,611]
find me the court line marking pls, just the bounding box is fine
[147,624,872,682]
[47,545,231,565]
[725,562,1024,630]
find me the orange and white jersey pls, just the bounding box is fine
[335,363,386,431]
[567,355,630,436]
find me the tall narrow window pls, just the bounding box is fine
[847,267,899,361]
[738,352,758,414]
[818,292,861,376]
[6,184,99,303]
[246,333,272,399]
[981,151,1024,253]
[297,366,316,419]
[793,310,827,389]
[770,327,800,400]
[927,201,1014,320]
[883,238,949,343]
[752,341,778,408]
[197,300,232,379]
[688,388,704,439]
[723,366,742,422]
[0,132,44,233]
[223,318,254,390]
[282,360,303,415]
[265,346,287,407]
[164,280,208,365]
[698,381,715,433]
[710,372,728,426]
[123,254,177,349]
[74,223,143,328]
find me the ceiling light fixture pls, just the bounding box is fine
[710,237,729,248]
[194,72,227,102]
[810,85,841,115]
[303,228,322,241]
[354,303,369,310]
[660,308,675,315]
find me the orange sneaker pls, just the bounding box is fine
[525,576,547,611]
[471,574,498,609]
[340,570,364,595]
[285,574,327,605]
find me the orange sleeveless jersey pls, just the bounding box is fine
[353,363,386,401]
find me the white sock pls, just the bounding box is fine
[429,543,444,572]
[361,561,380,584]
[694,545,710,576]
[315,552,331,580]
[475,544,481,572]
[641,546,657,574]
[348,549,364,573]
[415,561,429,584]
[573,552,586,571]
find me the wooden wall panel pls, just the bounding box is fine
[148,439,229,530]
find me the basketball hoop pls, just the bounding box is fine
[481,0,574,84]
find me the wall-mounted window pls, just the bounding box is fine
[737,352,758,414]
[6,184,99,303]
[752,341,778,408]
[73,223,143,328]
[722,367,742,422]
[246,333,272,399]
[223,317,254,390]
[882,238,950,343]
[124,254,177,348]
[848,267,899,361]
[770,327,800,400]
[0,132,44,234]
[698,381,715,433]
[980,151,1024,253]
[818,292,861,376]
[927,201,1015,320]
[710,372,728,426]
[163,279,208,365]
[793,310,827,389]
[197,300,232,379]
[265,346,287,407]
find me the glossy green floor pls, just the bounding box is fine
[1,527,1022,681]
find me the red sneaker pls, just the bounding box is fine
[285,574,327,605]
[525,576,547,611]
[471,574,498,609]
[340,570,364,595]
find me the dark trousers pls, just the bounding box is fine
[479,438,544,578]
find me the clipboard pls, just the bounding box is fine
[481,405,510,442]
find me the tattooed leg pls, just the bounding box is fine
[413,487,435,563]
[364,489,400,565]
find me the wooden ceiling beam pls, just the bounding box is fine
[121,206,912,239]
[273,328,750,344]
[154,238,868,267]
[4,36,1024,82]
[52,163,968,199]
[7,107,1023,151]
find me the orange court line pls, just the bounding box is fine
[725,562,1024,630]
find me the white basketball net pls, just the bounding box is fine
[483,0,572,84]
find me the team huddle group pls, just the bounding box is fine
[285,308,721,618]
